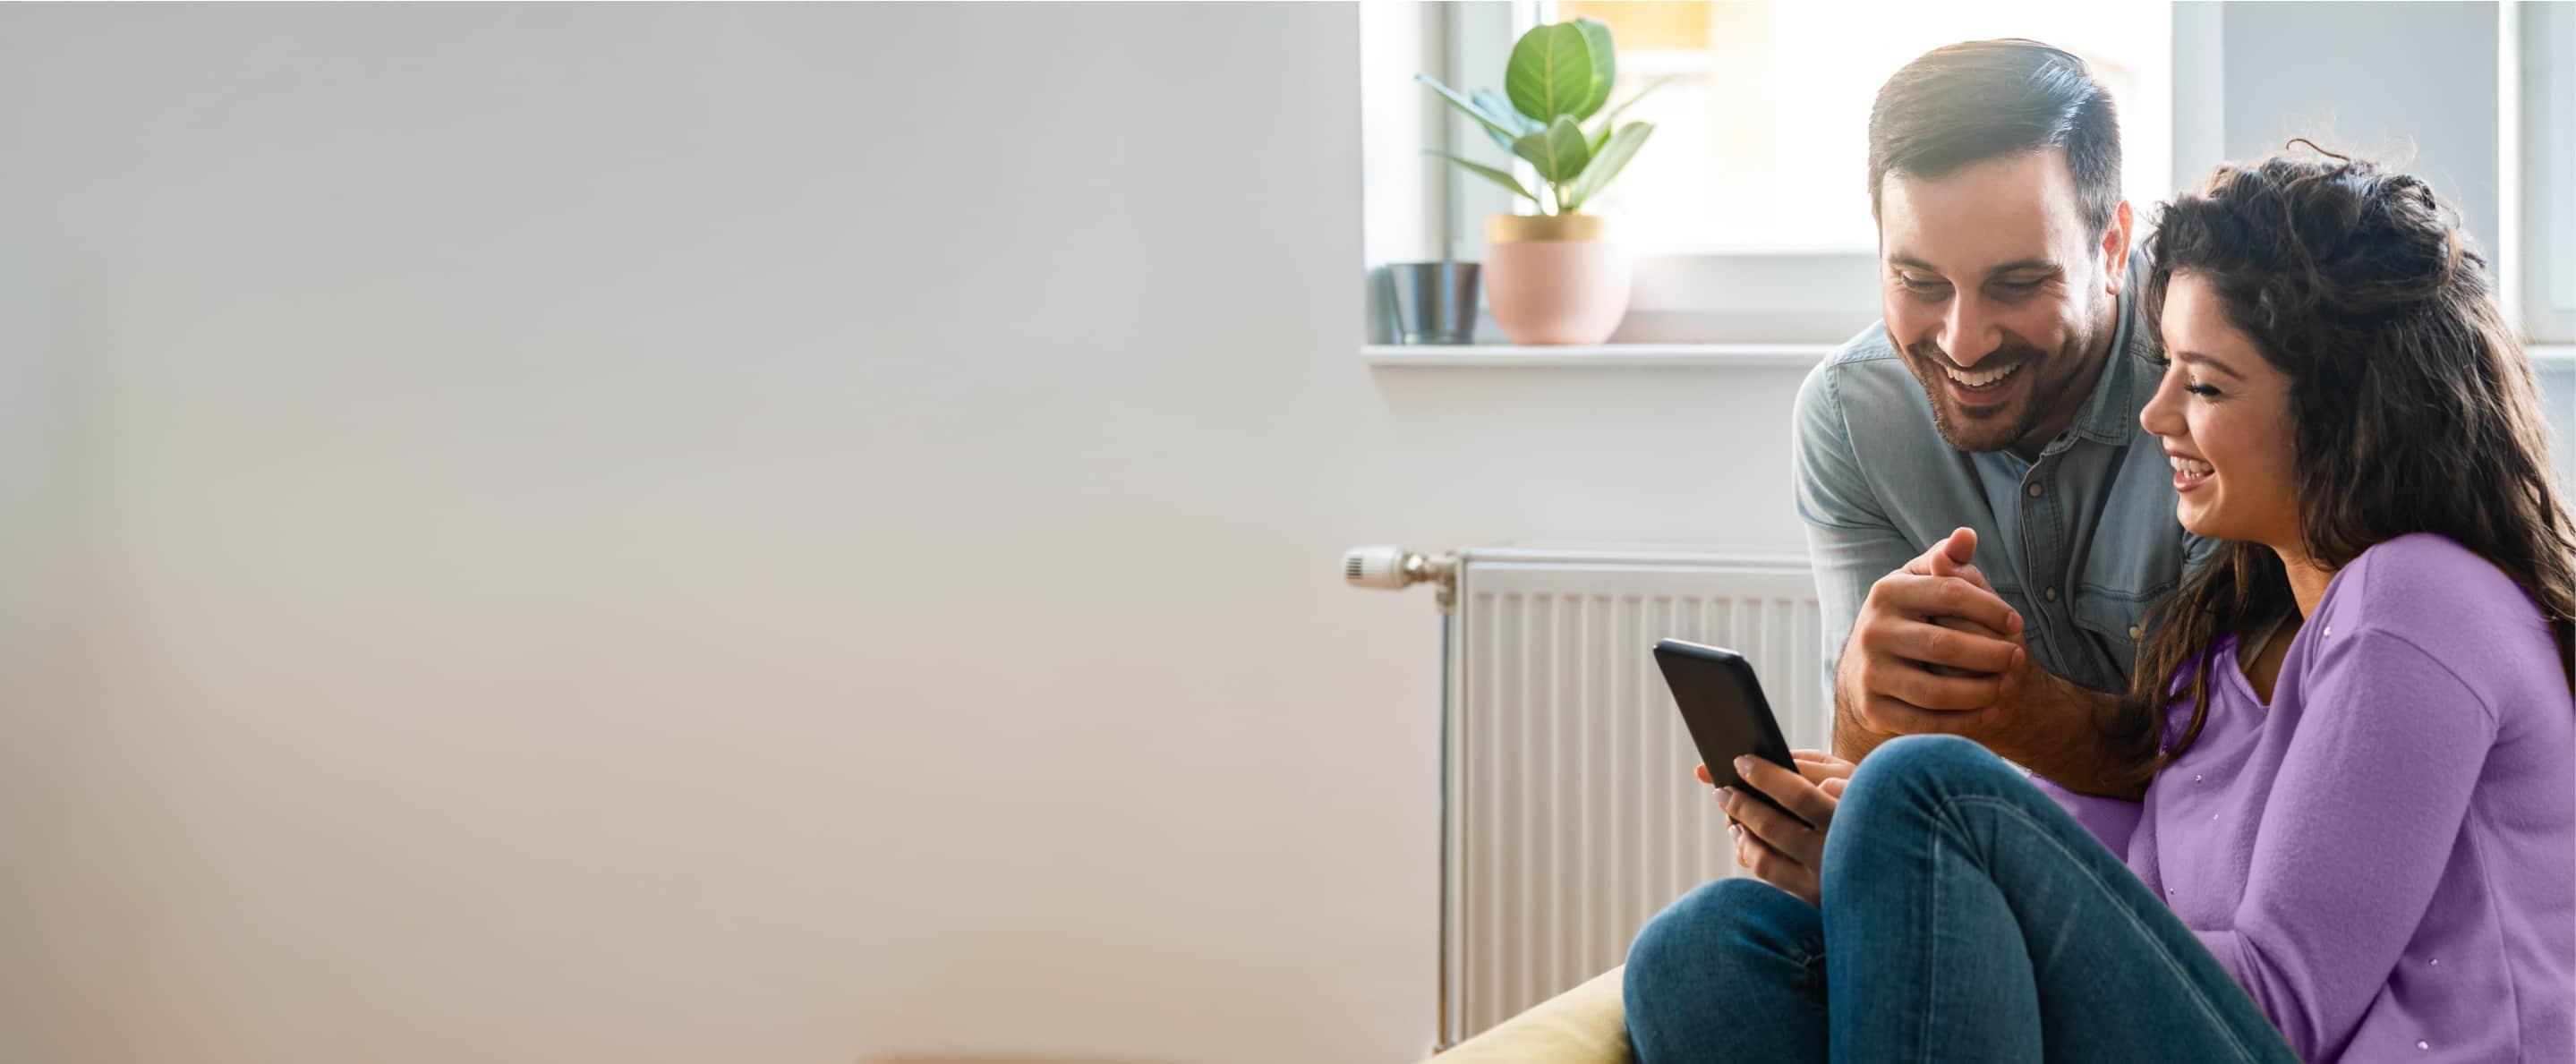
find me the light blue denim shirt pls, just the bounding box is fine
[1793,251,2214,697]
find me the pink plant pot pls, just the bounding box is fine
[1483,213,1631,345]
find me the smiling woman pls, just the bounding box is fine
[2120,145,2576,780]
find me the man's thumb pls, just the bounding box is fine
[1942,526,1979,566]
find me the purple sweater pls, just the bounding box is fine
[2037,533,2576,1062]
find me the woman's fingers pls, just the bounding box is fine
[1734,756,1837,836]
[1720,773,1834,886]
[1789,749,1856,783]
[1693,762,1712,786]
[1729,822,1819,907]
[1723,761,1830,907]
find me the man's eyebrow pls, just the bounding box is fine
[2173,349,2248,380]
[1984,259,2061,277]
[1884,254,2062,278]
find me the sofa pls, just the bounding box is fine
[1420,966,1632,1063]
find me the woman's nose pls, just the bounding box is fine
[2139,370,2183,437]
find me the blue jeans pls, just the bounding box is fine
[1623,735,2299,1062]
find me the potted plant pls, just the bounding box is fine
[1418,19,1664,345]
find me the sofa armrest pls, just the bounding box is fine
[1422,966,1631,1064]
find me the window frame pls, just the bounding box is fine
[2513,0,2574,344]
[1441,1,1885,344]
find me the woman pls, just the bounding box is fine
[1624,147,2576,1061]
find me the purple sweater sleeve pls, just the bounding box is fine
[2030,772,2142,857]
[2192,629,2496,1060]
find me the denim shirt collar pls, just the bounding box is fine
[2052,251,2154,454]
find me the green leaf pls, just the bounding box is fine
[1430,151,1540,205]
[1572,19,1615,120]
[1511,115,1592,186]
[1587,74,1679,154]
[1562,122,1652,212]
[1505,23,1594,123]
[1415,73,1518,146]
[1470,88,1540,152]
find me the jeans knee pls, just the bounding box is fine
[1850,734,2017,808]
[1829,735,2025,888]
[1626,877,1822,1058]
[1626,877,1815,993]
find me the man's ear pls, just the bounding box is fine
[2101,200,2136,295]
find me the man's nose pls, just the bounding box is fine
[1940,296,2003,366]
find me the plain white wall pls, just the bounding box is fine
[0,5,1809,1063]
[2217,2,2503,269]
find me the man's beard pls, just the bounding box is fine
[1904,336,2074,454]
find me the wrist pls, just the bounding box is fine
[1998,673,2141,800]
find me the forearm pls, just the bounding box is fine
[1834,654,2142,800]
[1983,669,2143,801]
[1830,688,1894,763]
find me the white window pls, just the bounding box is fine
[1540,0,2171,254]
[1369,1,2564,352]
[1426,0,2171,343]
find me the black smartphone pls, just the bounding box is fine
[1651,638,1811,828]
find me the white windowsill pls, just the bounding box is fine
[1362,343,2576,369]
[1361,343,1838,369]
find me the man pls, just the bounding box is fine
[1734,39,2209,898]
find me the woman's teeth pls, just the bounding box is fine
[2170,455,2214,482]
[1945,362,2020,388]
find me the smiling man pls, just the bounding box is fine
[1627,46,2223,1057]
[1625,40,2219,1059]
[1793,38,2213,798]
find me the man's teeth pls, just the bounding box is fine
[2170,455,2214,478]
[1944,362,2020,388]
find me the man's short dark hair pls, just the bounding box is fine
[1868,38,2123,236]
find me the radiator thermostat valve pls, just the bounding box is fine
[1343,545,1460,610]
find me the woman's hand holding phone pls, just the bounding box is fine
[1693,749,1856,907]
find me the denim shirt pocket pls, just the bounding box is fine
[2069,583,2165,691]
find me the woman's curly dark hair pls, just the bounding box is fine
[2102,141,2576,790]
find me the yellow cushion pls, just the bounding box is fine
[1425,966,1632,1063]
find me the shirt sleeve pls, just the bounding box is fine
[2190,629,2497,1060]
[1791,361,1917,705]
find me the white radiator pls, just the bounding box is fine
[1361,545,1829,1047]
